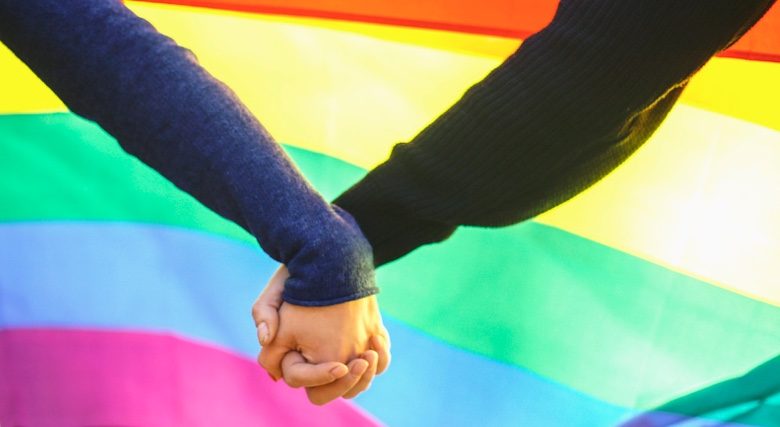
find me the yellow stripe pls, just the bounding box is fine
[0,43,64,113]
[132,2,506,168]
[683,57,780,131]
[1,2,776,155]
[538,104,780,305]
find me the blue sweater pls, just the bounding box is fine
[0,0,377,307]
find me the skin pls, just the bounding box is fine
[252,266,391,405]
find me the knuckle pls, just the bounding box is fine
[285,377,302,388]
[345,386,364,399]
[250,304,262,320]
[306,390,329,406]
[258,355,269,370]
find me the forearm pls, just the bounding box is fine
[335,0,775,266]
[0,0,376,305]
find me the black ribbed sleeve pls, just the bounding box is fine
[335,0,775,266]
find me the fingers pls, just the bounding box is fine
[257,341,289,380]
[342,350,378,399]
[371,333,392,375]
[305,358,369,406]
[251,265,288,345]
[281,351,349,388]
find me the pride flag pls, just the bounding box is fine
[1,1,779,425]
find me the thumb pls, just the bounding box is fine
[252,265,288,345]
[254,305,278,346]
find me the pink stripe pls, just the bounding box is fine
[0,328,380,427]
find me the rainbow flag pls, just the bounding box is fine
[1,1,779,425]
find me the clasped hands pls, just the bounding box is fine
[252,266,391,405]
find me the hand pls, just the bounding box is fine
[252,265,391,405]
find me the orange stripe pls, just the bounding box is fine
[133,0,558,38]
[727,2,780,60]
[136,0,780,62]
[135,0,557,36]
[137,0,542,39]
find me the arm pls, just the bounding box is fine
[0,0,376,306]
[334,0,775,266]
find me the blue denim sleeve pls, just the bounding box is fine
[0,0,377,306]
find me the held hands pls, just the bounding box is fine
[252,266,391,405]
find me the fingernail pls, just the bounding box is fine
[329,365,348,378]
[267,372,278,382]
[258,322,268,345]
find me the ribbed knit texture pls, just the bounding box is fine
[335,0,775,266]
[0,0,377,306]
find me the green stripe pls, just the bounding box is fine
[378,221,780,408]
[2,112,780,408]
[0,112,364,242]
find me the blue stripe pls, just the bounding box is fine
[0,222,633,426]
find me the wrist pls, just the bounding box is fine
[334,184,457,266]
[281,205,378,307]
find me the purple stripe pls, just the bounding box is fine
[0,328,380,427]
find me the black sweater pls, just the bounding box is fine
[335,0,776,266]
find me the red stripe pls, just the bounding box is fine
[717,49,780,63]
